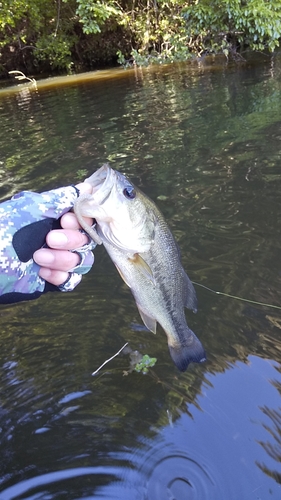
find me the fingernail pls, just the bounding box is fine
[47,231,68,247]
[33,249,55,265]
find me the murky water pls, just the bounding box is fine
[0,55,281,498]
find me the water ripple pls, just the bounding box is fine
[0,467,123,500]
[0,439,223,500]
[107,433,224,500]
[145,452,215,499]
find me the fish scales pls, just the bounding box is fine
[102,203,203,371]
[74,165,206,371]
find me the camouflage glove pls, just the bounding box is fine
[0,186,96,304]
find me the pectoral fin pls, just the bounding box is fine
[129,254,156,285]
[136,303,157,334]
[115,264,131,288]
[114,255,155,289]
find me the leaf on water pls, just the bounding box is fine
[134,354,157,374]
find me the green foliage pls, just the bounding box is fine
[0,0,41,47]
[76,0,121,34]
[117,0,191,66]
[183,0,281,56]
[118,0,281,66]
[0,0,75,71]
[35,33,75,70]
[0,0,281,73]
[134,354,157,374]
[76,168,88,180]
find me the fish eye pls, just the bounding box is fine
[123,186,136,199]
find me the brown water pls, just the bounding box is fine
[0,56,281,499]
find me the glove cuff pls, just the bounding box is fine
[58,273,82,292]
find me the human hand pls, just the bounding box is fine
[0,181,96,304]
[34,182,94,288]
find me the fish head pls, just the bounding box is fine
[82,165,155,253]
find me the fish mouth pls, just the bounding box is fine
[84,164,115,204]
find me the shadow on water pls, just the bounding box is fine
[0,55,281,498]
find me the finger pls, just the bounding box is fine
[60,212,94,231]
[46,228,90,250]
[33,248,80,271]
[76,182,92,195]
[39,268,69,287]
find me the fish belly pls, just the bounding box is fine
[103,240,206,371]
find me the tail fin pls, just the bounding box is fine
[168,329,206,372]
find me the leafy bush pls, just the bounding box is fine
[118,0,281,66]
[182,0,281,57]
[35,34,75,71]
[1,0,281,74]
[76,0,122,34]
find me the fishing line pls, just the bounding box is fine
[192,281,281,311]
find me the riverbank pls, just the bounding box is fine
[1,1,280,79]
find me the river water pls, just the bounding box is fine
[0,55,281,499]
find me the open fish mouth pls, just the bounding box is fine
[84,164,115,204]
[73,164,117,246]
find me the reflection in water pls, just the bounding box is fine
[0,58,281,497]
[0,452,218,500]
[258,406,281,484]
[0,467,124,500]
[257,369,281,485]
[0,355,280,498]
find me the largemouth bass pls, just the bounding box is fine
[74,165,206,371]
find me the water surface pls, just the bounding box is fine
[0,57,281,498]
